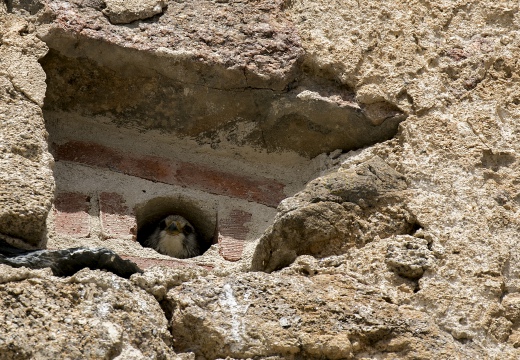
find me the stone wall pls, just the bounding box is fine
[0,6,54,247]
[2,0,520,359]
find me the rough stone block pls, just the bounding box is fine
[121,255,212,271]
[252,156,415,272]
[0,15,54,247]
[103,0,166,24]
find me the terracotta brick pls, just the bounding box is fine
[54,192,90,237]
[218,235,244,262]
[219,210,252,238]
[218,210,252,261]
[174,163,285,207]
[53,141,286,207]
[121,256,213,271]
[99,192,136,239]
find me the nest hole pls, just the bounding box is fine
[135,196,217,258]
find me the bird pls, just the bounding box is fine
[143,215,200,259]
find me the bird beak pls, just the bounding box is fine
[167,222,179,232]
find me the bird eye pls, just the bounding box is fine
[183,225,193,235]
[159,219,167,230]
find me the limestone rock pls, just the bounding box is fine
[103,0,166,24]
[503,293,520,326]
[0,268,176,359]
[3,0,520,358]
[35,0,404,158]
[0,264,52,284]
[385,235,435,280]
[131,265,209,301]
[251,156,416,272]
[38,0,303,89]
[0,13,54,246]
[167,270,460,359]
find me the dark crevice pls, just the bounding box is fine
[410,222,423,236]
[382,295,393,304]
[5,0,43,15]
[413,282,421,293]
[135,197,216,258]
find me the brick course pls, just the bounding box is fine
[99,192,136,239]
[53,192,91,237]
[51,139,268,263]
[218,210,252,261]
[54,141,285,207]
[53,193,250,263]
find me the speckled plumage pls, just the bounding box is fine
[143,215,199,259]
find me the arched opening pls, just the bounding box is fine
[135,196,217,258]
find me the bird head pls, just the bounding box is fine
[159,215,194,237]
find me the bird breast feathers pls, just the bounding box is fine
[156,231,186,258]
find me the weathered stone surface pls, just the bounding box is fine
[34,0,404,158]
[38,0,302,89]
[132,265,209,302]
[103,0,166,24]
[503,293,520,326]
[267,1,520,357]
[167,266,461,359]
[385,234,435,280]
[0,13,54,246]
[0,264,52,284]
[0,239,142,278]
[252,156,416,272]
[3,0,520,358]
[0,267,177,359]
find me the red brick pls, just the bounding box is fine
[218,235,244,262]
[218,210,252,261]
[174,163,285,207]
[54,192,90,237]
[219,210,252,238]
[53,141,286,207]
[121,256,213,271]
[99,192,136,239]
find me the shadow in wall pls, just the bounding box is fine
[135,196,217,257]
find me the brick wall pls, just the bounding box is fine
[54,141,286,207]
[51,140,280,269]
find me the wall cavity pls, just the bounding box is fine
[30,0,407,268]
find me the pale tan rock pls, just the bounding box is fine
[385,235,435,280]
[510,330,520,348]
[503,293,520,325]
[1,47,47,107]
[36,0,404,158]
[251,156,415,272]
[103,0,166,24]
[0,264,52,284]
[131,265,209,301]
[0,268,176,359]
[278,1,520,357]
[167,270,461,359]
[0,14,54,246]
[2,0,520,358]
